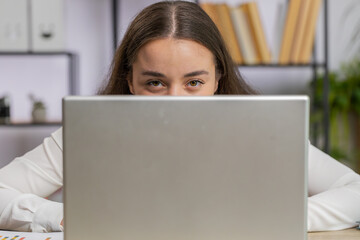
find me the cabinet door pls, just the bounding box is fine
[0,0,29,51]
[31,0,65,51]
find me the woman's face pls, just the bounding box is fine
[129,38,219,96]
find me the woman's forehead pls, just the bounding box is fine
[134,38,215,71]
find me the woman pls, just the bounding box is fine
[0,1,359,233]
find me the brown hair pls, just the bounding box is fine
[98,0,256,95]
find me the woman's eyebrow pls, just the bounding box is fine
[141,70,209,78]
[184,70,209,77]
[141,71,166,77]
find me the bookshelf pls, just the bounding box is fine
[111,0,329,152]
[0,51,78,126]
[0,52,77,95]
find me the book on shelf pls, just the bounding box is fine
[279,0,302,64]
[272,2,287,63]
[238,4,261,64]
[290,0,311,63]
[230,6,259,64]
[298,0,323,64]
[216,3,244,64]
[241,2,271,64]
[201,2,271,65]
[199,3,221,28]
[201,3,243,64]
[279,0,322,64]
[200,0,322,65]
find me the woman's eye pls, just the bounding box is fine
[147,80,163,87]
[187,80,203,87]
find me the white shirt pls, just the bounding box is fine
[0,128,359,232]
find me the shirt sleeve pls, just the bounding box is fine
[308,143,360,232]
[0,128,64,232]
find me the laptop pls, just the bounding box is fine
[63,96,309,240]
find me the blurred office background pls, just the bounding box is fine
[1,0,360,172]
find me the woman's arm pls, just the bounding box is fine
[0,128,64,232]
[308,144,360,232]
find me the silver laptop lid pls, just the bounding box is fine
[63,96,309,240]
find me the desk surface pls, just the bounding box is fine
[308,228,360,240]
[0,229,358,240]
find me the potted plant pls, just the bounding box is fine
[312,57,360,172]
[29,94,47,123]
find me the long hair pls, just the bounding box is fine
[98,1,256,95]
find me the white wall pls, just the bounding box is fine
[1,0,360,166]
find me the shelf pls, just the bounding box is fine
[0,52,75,56]
[0,51,78,95]
[0,122,62,127]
